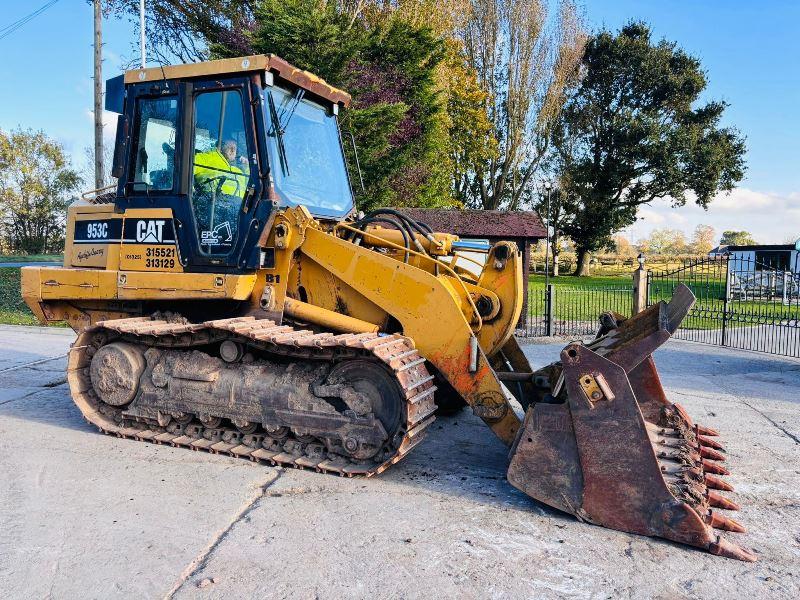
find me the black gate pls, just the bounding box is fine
[525,282,633,338]
[647,256,800,358]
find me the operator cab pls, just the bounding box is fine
[106,55,355,272]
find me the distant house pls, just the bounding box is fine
[726,244,799,273]
[718,244,800,301]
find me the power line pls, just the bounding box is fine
[0,0,59,35]
[0,0,60,42]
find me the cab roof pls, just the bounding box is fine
[124,54,351,107]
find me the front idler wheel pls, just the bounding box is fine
[89,342,146,408]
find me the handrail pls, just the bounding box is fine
[80,185,117,203]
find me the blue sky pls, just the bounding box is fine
[0,0,797,243]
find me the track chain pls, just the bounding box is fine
[67,316,438,477]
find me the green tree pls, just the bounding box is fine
[552,22,746,275]
[720,230,757,246]
[242,1,456,209]
[0,129,81,254]
[445,40,498,206]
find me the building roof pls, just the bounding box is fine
[394,208,546,240]
[727,244,796,251]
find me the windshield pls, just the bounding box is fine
[265,86,354,218]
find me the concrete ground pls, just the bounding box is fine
[0,324,798,599]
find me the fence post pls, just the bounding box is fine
[722,260,731,346]
[783,271,789,306]
[545,284,554,336]
[632,265,648,315]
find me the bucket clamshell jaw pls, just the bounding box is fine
[507,284,756,561]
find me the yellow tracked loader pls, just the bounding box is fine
[21,55,753,561]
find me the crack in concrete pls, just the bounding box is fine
[0,354,66,374]
[162,469,283,599]
[42,378,68,388]
[0,383,68,406]
[739,400,800,445]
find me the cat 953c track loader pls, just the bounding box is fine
[21,55,754,561]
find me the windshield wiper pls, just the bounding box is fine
[279,88,304,133]
[267,91,290,176]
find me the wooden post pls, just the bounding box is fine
[632,265,648,315]
[520,237,530,328]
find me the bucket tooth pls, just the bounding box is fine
[705,474,734,492]
[697,424,720,437]
[702,460,731,475]
[699,435,725,451]
[709,536,757,562]
[700,446,726,461]
[706,511,746,533]
[707,490,740,511]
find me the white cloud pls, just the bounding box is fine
[85,109,119,145]
[712,188,783,212]
[636,208,666,225]
[670,212,689,225]
[623,187,800,245]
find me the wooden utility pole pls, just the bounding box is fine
[93,0,104,189]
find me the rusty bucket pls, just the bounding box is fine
[507,284,755,561]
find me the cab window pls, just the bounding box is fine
[132,96,178,191]
[191,89,253,255]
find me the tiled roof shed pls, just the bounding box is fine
[395,208,546,239]
[395,208,546,328]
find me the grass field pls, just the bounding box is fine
[0,254,62,263]
[528,274,632,287]
[526,274,633,328]
[0,267,39,325]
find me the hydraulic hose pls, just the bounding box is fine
[350,215,411,262]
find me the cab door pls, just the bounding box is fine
[185,77,264,269]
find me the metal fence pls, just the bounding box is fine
[522,255,800,359]
[525,282,633,338]
[647,256,800,358]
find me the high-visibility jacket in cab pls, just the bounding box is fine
[193,149,247,198]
